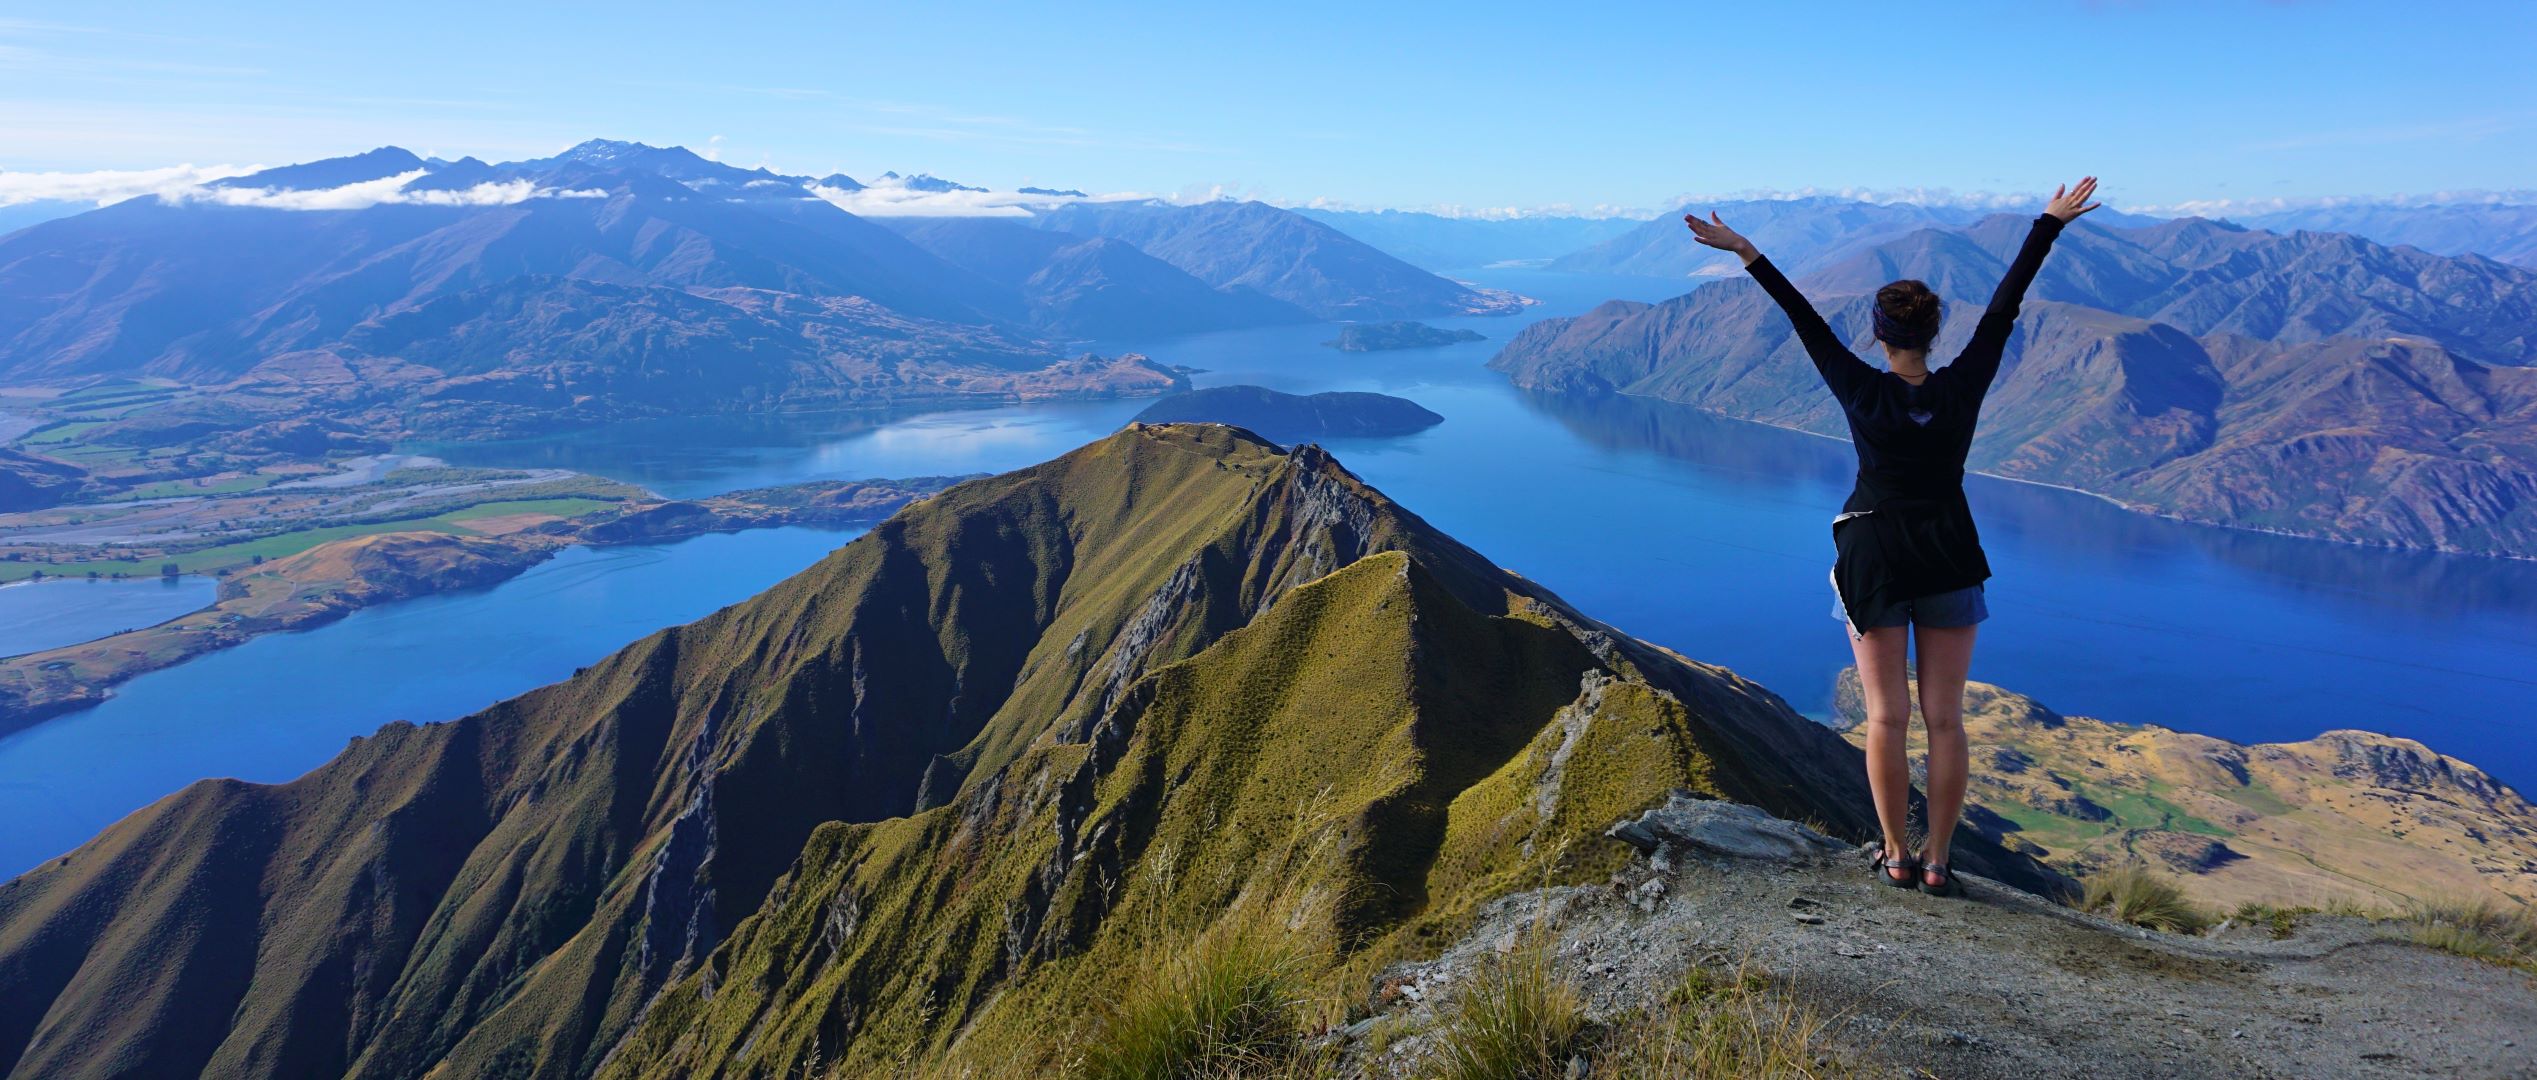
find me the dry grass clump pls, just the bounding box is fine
[2078,867,2212,934]
[1079,918,1313,1079]
[1077,794,1354,1080]
[2399,896,2537,972]
[2227,902,2319,939]
[1426,936,1586,1080]
[1592,962,1859,1079]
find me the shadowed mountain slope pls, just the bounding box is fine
[1030,200,1526,320]
[0,424,2050,1079]
[884,217,1312,337]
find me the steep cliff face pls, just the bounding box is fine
[0,424,2047,1079]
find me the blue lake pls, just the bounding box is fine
[0,575,218,657]
[5,266,2535,873]
[0,528,861,873]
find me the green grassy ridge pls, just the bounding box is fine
[0,424,2053,1080]
[599,553,1723,1076]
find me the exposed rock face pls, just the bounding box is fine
[1605,793,1846,863]
[1328,798,2536,1080]
[2,425,2039,1078]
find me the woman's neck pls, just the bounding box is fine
[1885,347,1931,379]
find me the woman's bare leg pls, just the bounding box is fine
[1848,623,1915,880]
[1913,623,1978,878]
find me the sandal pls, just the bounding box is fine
[1868,844,1920,889]
[1919,863,1966,898]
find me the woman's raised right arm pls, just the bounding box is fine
[1687,210,1876,403]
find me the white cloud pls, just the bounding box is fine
[1,163,611,211]
[1286,196,1651,221]
[2129,190,2537,217]
[807,179,1150,219]
[166,170,606,210]
[0,162,258,207]
[1663,186,2044,211]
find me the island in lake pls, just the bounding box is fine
[1321,320,1486,352]
[1128,385,1443,444]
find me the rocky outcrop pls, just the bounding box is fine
[1328,798,2536,1079]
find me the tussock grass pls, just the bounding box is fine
[2399,896,2537,972]
[1077,794,1354,1080]
[1427,935,1585,1080]
[2078,867,2212,934]
[1078,919,1310,1079]
[2228,902,2318,939]
[1593,962,1857,1079]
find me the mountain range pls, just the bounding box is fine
[0,141,1513,442]
[1492,213,2537,557]
[2231,201,2537,268]
[0,425,2052,1078]
[1294,208,1641,270]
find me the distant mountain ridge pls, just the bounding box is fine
[1028,200,1528,320]
[1296,208,1640,271]
[2230,200,2537,269]
[0,141,1520,443]
[1547,197,2172,280]
[1492,214,2537,557]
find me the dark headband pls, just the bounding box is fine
[1872,299,1939,349]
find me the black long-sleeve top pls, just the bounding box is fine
[1743,213,2065,625]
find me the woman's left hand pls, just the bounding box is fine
[2045,177,2102,223]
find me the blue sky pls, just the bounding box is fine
[3,1,2532,213]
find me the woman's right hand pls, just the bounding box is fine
[1684,211,1757,260]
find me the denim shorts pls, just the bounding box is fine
[1829,569,1989,634]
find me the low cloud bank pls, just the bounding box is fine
[1,166,609,212]
[168,171,604,210]
[0,163,259,208]
[2132,190,2537,217]
[809,179,1152,218]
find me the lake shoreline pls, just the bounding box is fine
[0,477,965,736]
[1583,388,2537,565]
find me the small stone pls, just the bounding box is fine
[1792,912,1826,925]
[1566,1054,1590,1079]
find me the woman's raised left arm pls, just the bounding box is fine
[1954,177,2100,394]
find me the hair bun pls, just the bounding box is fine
[1873,279,1943,349]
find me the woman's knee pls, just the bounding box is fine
[1865,705,1912,734]
[1919,703,1964,737]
